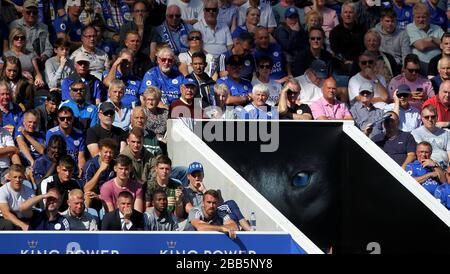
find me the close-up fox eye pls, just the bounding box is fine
[292,171,312,187]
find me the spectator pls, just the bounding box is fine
[232,7,261,39]
[388,53,434,111]
[392,0,413,31]
[62,189,99,231]
[304,10,323,32]
[0,80,24,136]
[86,102,127,157]
[60,80,98,131]
[187,52,217,109]
[422,79,450,127]
[139,47,185,107]
[70,25,110,81]
[350,83,384,138]
[44,38,75,91]
[22,187,70,231]
[430,57,450,93]
[295,60,328,106]
[130,106,162,156]
[34,91,61,133]
[46,107,86,177]
[427,32,450,78]
[98,0,133,42]
[304,0,339,42]
[353,0,381,30]
[16,109,45,167]
[104,80,131,131]
[434,181,450,209]
[216,55,252,106]
[426,0,447,31]
[121,30,152,79]
[311,77,352,120]
[101,190,145,231]
[170,78,203,119]
[1,56,34,111]
[186,189,238,239]
[0,164,34,230]
[252,56,281,106]
[278,78,313,120]
[142,87,169,144]
[372,111,417,169]
[204,83,237,119]
[144,189,179,231]
[100,155,144,213]
[168,0,203,25]
[32,135,67,185]
[217,0,239,32]
[272,0,305,27]
[411,105,450,168]
[384,84,421,133]
[374,8,411,69]
[237,0,277,33]
[240,83,279,119]
[0,112,20,176]
[406,141,446,195]
[102,49,142,109]
[83,138,117,210]
[406,2,444,75]
[53,0,84,51]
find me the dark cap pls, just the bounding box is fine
[285,7,299,17]
[310,60,328,79]
[226,55,244,66]
[99,102,115,113]
[397,84,411,95]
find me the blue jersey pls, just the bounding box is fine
[46,126,86,161]
[139,66,184,106]
[102,70,141,108]
[216,76,252,97]
[406,160,440,195]
[393,3,413,30]
[434,183,450,210]
[29,210,70,231]
[16,131,45,165]
[253,43,287,81]
[1,103,23,137]
[240,103,279,120]
[60,100,98,129]
[82,155,115,193]
[427,1,448,31]
[219,50,255,82]
[53,15,84,42]
[61,77,102,103]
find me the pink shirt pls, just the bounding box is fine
[304,6,339,38]
[311,96,351,120]
[388,74,435,110]
[99,178,143,209]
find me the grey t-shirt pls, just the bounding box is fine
[411,126,450,166]
[0,182,35,218]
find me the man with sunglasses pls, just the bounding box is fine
[384,84,421,132]
[9,0,53,65]
[423,80,450,127]
[168,0,203,25]
[277,78,312,120]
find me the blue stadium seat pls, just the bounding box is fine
[98,208,105,220]
[22,180,35,191]
[85,207,99,219]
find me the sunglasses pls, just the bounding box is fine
[58,116,73,122]
[71,88,85,93]
[259,64,272,69]
[159,57,173,63]
[360,60,375,65]
[205,8,218,13]
[397,93,409,98]
[188,36,201,41]
[101,111,115,117]
[407,68,420,74]
[360,91,372,96]
[423,115,437,119]
[25,10,38,15]
[287,90,299,95]
[310,37,322,41]
[13,35,26,41]
[167,14,181,18]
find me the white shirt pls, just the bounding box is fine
[0,127,14,169]
[251,78,281,106]
[193,18,233,57]
[348,72,387,110]
[237,1,277,28]
[0,182,35,218]
[295,74,322,106]
[119,211,133,230]
[168,0,203,22]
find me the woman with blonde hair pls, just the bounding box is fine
[142,86,169,143]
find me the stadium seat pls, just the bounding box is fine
[22,180,35,191]
[85,207,99,219]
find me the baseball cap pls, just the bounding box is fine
[99,102,115,113]
[397,84,411,95]
[310,60,328,79]
[285,7,299,17]
[74,52,90,64]
[359,83,373,94]
[182,77,198,87]
[67,0,82,7]
[226,55,244,66]
[23,0,38,8]
[187,162,204,174]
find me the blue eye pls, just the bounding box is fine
[292,171,311,187]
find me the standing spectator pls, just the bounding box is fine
[240,83,279,119]
[1,56,34,111]
[422,79,450,127]
[144,189,179,231]
[428,33,450,79]
[100,155,144,213]
[311,77,353,120]
[294,60,328,106]
[406,141,446,195]
[16,109,45,167]
[32,135,67,185]
[252,56,281,106]
[384,84,421,133]
[44,38,75,90]
[278,78,313,120]
[101,190,145,230]
[430,57,450,93]
[406,2,444,74]
[34,91,61,133]
[62,189,99,231]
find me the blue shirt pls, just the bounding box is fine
[82,155,115,193]
[16,131,45,165]
[97,41,117,60]
[60,99,98,130]
[53,15,84,42]
[46,126,86,161]
[216,76,252,97]
[102,70,141,108]
[219,50,255,82]
[253,43,287,81]
[240,103,279,120]
[29,210,70,231]
[434,183,450,210]
[393,3,413,30]
[139,66,184,106]
[1,103,23,137]
[32,154,52,183]
[61,76,102,103]
[427,1,448,31]
[405,160,440,195]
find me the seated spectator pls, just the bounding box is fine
[411,105,450,168]
[216,55,252,106]
[384,84,421,132]
[392,0,413,31]
[187,52,217,109]
[371,111,417,169]
[204,83,237,119]
[60,81,98,132]
[278,78,313,120]
[217,0,239,32]
[240,84,279,119]
[388,53,434,110]
[430,57,450,93]
[237,0,277,33]
[252,56,281,106]
[311,77,353,120]
[100,155,144,213]
[0,80,24,137]
[0,164,35,230]
[304,10,323,32]
[104,80,131,131]
[232,7,262,39]
[1,56,34,111]
[144,155,184,218]
[22,187,70,231]
[142,87,169,144]
[62,189,99,231]
[427,32,450,79]
[86,102,127,157]
[44,38,75,91]
[350,83,384,138]
[32,135,67,185]
[130,106,162,156]
[434,182,450,209]
[0,113,21,176]
[121,30,152,79]
[186,189,238,238]
[218,32,255,82]
[83,138,117,210]
[170,78,203,119]
[53,0,84,51]
[294,60,327,106]
[426,0,447,32]
[101,191,144,231]
[353,0,381,30]
[16,109,45,167]
[348,51,389,109]
[39,156,81,212]
[406,141,446,195]
[34,91,61,133]
[144,189,179,231]
[272,0,305,28]
[304,0,339,43]
[422,80,450,128]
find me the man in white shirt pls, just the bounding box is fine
[295,60,328,106]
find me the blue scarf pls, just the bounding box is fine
[160,21,189,55]
[100,0,132,32]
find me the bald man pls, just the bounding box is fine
[310,78,353,120]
